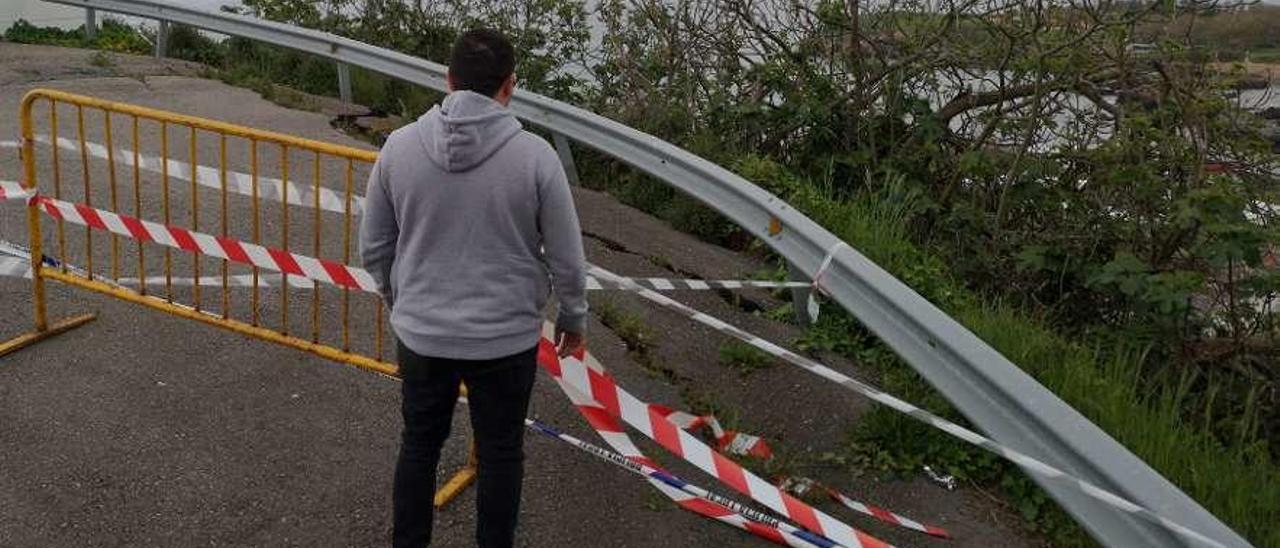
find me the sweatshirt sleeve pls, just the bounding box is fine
[359,157,398,307]
[537,147,589,334]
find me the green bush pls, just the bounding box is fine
[165,24,223,66]
[3,18,148,54]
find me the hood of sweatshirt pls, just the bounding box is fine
[417,90,523,173]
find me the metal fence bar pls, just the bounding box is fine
[104,109,120,281]
[220,133,230,319]
[342,158,353,352]
[250,138,260,326]
[160,120,172,302]
[35,2,1254,546]
[75,105,94,279]
[190,125,201,311]
[279,144,290,335]
[311,151,321,344]
[131,114,145,295]
[49,101,67,273]
[23,98,49,331]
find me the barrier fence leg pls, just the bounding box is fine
[0,313,97,357]
[1,99,96,357]
[434,439,478,508]
[0,217,96,358]
[434,382,478,508]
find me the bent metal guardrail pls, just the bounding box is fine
[37,1,1251,546]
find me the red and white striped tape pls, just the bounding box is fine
[536,328,842,547]
[826,486,949,539]
[650,404,774,460]
[34,195,378,293]
[537,325,892,548]
[1,180,34,203]
[650,400,949,538]
[779,477,950,539]
[555,380,818,547]
[534,330,822,545]
[525,415,839,547]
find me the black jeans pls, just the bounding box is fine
[393,341,537,548]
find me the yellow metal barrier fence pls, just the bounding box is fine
[1,88,475,507]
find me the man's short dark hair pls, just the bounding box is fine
[448,29,515,98]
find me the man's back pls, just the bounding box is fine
[360,90,587,361]
[359,28,585,548]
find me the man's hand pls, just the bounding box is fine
[556,329,586,358]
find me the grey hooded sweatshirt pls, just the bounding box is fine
[359,90,587,361]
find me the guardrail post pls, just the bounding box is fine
[84,8,97,40]
[551,132,580,186]
[336,62,353,105]
[154,20,169,59]
[786,261,813,326]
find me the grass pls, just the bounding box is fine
[88,50,114,69]
[717,341,776,376]
[732,155,1280,547]
[594,298,654,357]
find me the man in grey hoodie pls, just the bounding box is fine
[359,28,587,548]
